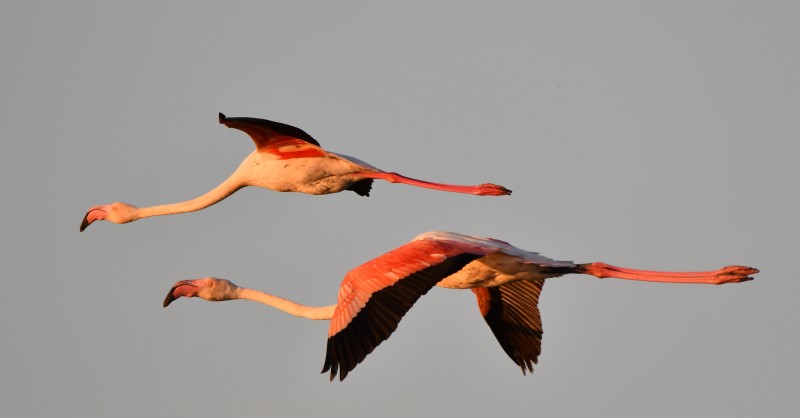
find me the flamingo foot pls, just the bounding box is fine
[713,266,759,284]
[473,183,512,196]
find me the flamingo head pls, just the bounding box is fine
[80,202,139,231]
[163,277,240,307]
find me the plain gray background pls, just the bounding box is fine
[2,1,797,417]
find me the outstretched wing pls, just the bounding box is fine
[472,279,545,374]
[322,235,499,381]
[218,113,326,158]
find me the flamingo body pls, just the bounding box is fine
[232,149,374,195]
[163,231,758,381]
[80,114,510,231]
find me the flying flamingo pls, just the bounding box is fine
[80,114,511,231]
[162,231,757,381]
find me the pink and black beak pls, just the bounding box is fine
[163,280,201,307]
[80,205,109,232]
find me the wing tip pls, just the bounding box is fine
[347,179,373,197]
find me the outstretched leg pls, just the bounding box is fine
[576,263,758,285]
[354,171,511,196]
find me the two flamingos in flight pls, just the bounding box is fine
[82,114,757,381]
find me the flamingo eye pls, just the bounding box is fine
[206,280,214,288]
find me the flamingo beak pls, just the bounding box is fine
[80,205,110,232]
[163,280,201,307]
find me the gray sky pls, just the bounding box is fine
[2,1,798,417]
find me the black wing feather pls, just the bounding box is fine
[218,113,321,147]
[322,253,482,381]
[346,179,373,196]
[478,280,545,374]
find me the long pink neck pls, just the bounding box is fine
[134,172,246,220]
[578,263,758,285]
[236,288,336,320]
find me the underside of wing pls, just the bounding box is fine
[323,252,483,381]
[218,113,322,149]
[472,279,545,374]
[346,179,373,196]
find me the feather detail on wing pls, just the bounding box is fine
[472,279,545,374]
[322,238,493,380]
[218,113,327,158]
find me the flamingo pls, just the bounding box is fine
[80,114,511,231]
[162,231,757,381]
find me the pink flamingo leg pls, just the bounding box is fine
[354,172,511,196]
[579,263,758,285]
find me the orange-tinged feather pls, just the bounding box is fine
[262,139,327,159]
[327,238,496,337]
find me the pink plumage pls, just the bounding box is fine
[163,231,757,381]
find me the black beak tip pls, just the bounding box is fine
[219,112,227,124]
[163,290,176,308]
[80,216,90,232]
